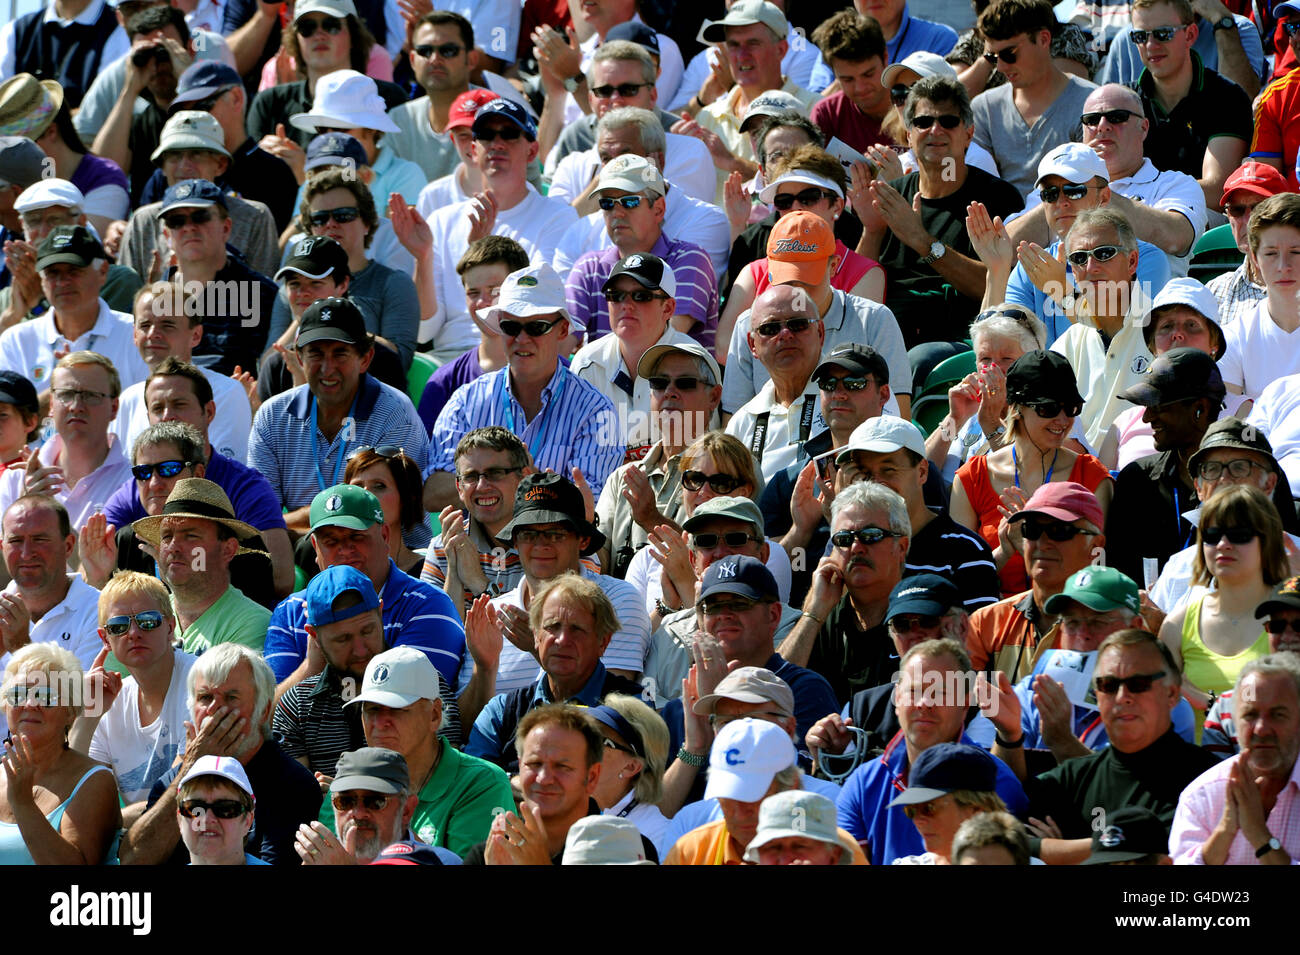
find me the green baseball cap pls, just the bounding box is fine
[682,495,766,535]
[1043,566,1141,616]
[310,483,384,532]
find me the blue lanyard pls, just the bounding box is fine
[1012,445,1057,490]
[503,371,565,464]
[1172,485,1195,549]
[311,393,356,492]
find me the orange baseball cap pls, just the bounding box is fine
[766,211,835,285]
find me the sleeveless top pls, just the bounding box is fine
[0,764,113,865]
[957,451,1112,598]
[747,240,880,297]
[1182,594,1271,740]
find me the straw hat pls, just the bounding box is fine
[0,74,64,140]
[133,478,266,556]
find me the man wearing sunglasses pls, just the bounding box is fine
[1020,629,1217,864]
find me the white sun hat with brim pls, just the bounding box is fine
[290,69,401,134]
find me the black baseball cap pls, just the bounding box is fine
[1081,806,1169,864]
[813,343,889,383]
[275,235,350,283]
[305,132,369,172]
[1118,347,1225,408]
[1187,416,1279,479]
[1255,575,1300,619]
[886,574,962,622]
[295,296,370,349]
[1004,350,1084,407]
[170,61,242,111]
[0,370,38,415]
[35,225,106,270]
[602,253,676,298]
[605,21,660,56]
[496,472,605,555]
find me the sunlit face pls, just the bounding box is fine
[2,503,72,593]
[589,57,656,117]
[41,261,105,315]
[50,364,117,446]
[362,698,439,758]
[906,97,972,167]
[298,340,373,409]
[1222,191,1266,253]
[1265,608,1300,655]
[1253,224,1300,294]
[598,188,665,253]
[1019,516,1097,591]
[311,523,389,582]
[754,834,844,865]
[178,779,253,865]
[308,187,369,259]
[1200,521,1262,583]
[296,11,352,73]
[894,652,968,752]
[688,516,764,578]
[3,665,77,748]
[158,515,234,587]
[577,0,637,38]
[830,504,907,590]
[285,273,347,320]
[473,118,539,183]
[1094,643,1178,753]
[697,591,781,664]
[1148,306,1215,357]
[161,204,230,262]
[817,368,887,432]
[724,22,786,89]
[518,723,600,822]
[333,785,409,863]
[1130,4,1194,80]
[191,660,265,755]
[1081,87,1149,174]
[504,312,568,381]
[1055,600,1136,652]
[1236,671,1300,777]
[411,21,470,93]
[1039,173,1107,239]
[772,179,843,228]
[18,204,79,244]
[832,55,888,116]
[312,607,384,681]
[350,461,402,531]
[649,352,719,448]
[605,274,671,342]
[1193,448,1277,502]
[461,262,510,330]
[681,450,754,513]
[1065,222,1138,315]
[454,447,523,529]
[515,521,585,582]
[974,333,1024,377]
[535,592,610,684]
[984,29,1052,87]
[1018,399,1074,452]
[134,440,199,515]
[135,301,201,367]
[99,589,175,672]
[145,375,214,434]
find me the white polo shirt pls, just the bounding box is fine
[0,300,149,395]
[0,435,133,535]
[110,366,253,463]
[725,377,827,484]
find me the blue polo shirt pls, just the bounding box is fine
[465,661,614,762]
[102,450,287,531]
[809,7,958,89]
[264,559,465,687]
[836,730,1029,865]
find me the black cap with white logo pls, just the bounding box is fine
[295,296,370,349]
[602,252,677,299]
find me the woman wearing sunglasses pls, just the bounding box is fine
[176,755,265,865]
[951,350,1113,597]
[345,445,427,578]
[1158,484,1283,740]
[0,645,121,864]
[590,696,672,846]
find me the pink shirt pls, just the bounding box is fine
[1170,752,1300,864]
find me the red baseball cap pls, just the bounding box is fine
[446,89,501,131]
[1220,161,1288,206]
[1008,481,1104,530]
[766,211,835,285]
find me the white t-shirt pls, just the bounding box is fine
[427,186,578,354]
[89,650,196,805]
[1218,299,1300,401]
[0,300,149,396]
[548,135,716,206]
[416,170,470,221]
[110,366,253,463]
[623,535,793,616]
[1247,373,1300,498]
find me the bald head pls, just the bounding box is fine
[747,285,825,383]
[1081,84,1149,179]
[752,285,819,325]
[1084,83,1144,116]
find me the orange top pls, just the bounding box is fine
[662,818,870,865]
[967,589,1061,684]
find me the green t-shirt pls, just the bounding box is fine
[177,585,271,655]
[411,739,515,858]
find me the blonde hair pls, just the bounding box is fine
[681,431,765,501]
[602,692,670,806]
[3,643,84,716]
[98,570,175,626]
[55,350,121,399]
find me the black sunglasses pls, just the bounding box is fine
[1066,245,1121,267]
[131,460,191,481]
[498,316,563,337]
[591,82,649,98]
[1039,183,1093,204]
[162,209,214,230]
[178,798,249,819]
[691,531,761,548]
[331,792,392,812]
[1129,25,1185,44]
[1019,519,1086,542]
[1081,108,1139,127]
[772,187,835,211]
[414,42,464,59]
[982,46,1018,65]
[1201,526,1258,546]
[1093,671,1166,696]
[889,83,910,106]
[831,527,900,548]
[474,126,524,143]
[604,289,667,304]
[308,206,360,227]
[754,317,816,337]
[1265,618,1300,634]
[1023,400,1082,419]
[597,195,644,211]
[816,375,871,393]
[297,15,345,37]
[647,375,706,392]
[911,114,962,130]
[104,610,166,637]
[681,470,745,494]
[347,445,405,462]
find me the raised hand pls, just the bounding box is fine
[388,193,433,258]
[863,143,903,182]
[975,669,1023,740]
[182,705,249,767]
[496,603,535,657]
[966,201,1014,274]
[806,712,855,759]
[2,733,38,807]
[465,593,504,672]
[723,170,751,234]
[569,467,595,523]
[0,591,31,655]
[621,466,663,533]
[272,342,308,388]
[465,191,499,244]
[23,448,65,497]
[258,123,307,183]
[295,820,357,865]
[78,511,119,589]
[1016,241,1069,302]
[789,459,824,535]
[230,366,261,414]
[83,646,124,720]
[1032,674,1076,750]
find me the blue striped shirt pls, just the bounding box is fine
[428,363,623,500]
[247,374,431,511]
[264,560,466,688]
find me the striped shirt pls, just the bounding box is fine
[904,514,1001,613]
[484,569,650,693]
[247,374,431,512]
[565,235,719,352]
[429,364,623,500]
[1171,752,1300,864]
[264,559,466,689]
[1206,263,1266,331]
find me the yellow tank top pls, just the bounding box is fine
[1182,594,1271,741]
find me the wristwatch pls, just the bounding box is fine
[1213,14,1235,31]
[918,240,946,266]
[563,72,584,93]
[1255,835,1282,858]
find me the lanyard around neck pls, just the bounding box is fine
[503,370,565,464]
[311,392,358,492]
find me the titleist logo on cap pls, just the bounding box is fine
[772,238,817,254]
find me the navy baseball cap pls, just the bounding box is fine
[305,132,369,172]
[697,555,778,603]
[1082,806,1169,864]
[170,61,242,111]
[604,20,660,56]
[0,370,37,415]
[471,97,537,141]
[887,743,998,807]
[886,574,962,622]
[157,178,228,216]
[369,840,446,865]
[304,564,380,627]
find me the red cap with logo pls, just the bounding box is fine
[765,211,835,285]
[1008,480,1104,530]
[446,89,501,131]
[1220,161,1288,206]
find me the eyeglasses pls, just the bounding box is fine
[831,527,900,548]
[347,445,406,462]
[910,114,962,130]
[1285,20,1300,35]
[20,211,77,229]
[474,126,524,143]
[1265,617,1300,635]
[1023,399,1082,419]
[52,388,108,407]
[2,685,61,706]
[1201,526,1258,546]
[498,316,563,337]
[772,187,835,211]
[1129,25,1186,44]
[162,209,214,230]
[1196,459,1269,481]
[699,595,760,615]
[591,82,650,98]
[331,792,392,812]
[647,375,706,392]
[903,796,950,819]
[308,206,360,227]
[131,460,192,481]
[889,614,942,633]
[515,528,574,544]
[1081,109,1139,127]
[690,531,761,548]
[597,195,645,211]
[816,375,872,393]
[889,84,910,106]
[982,46,1018,65]
[681,470,745,494]
[1223,202,1258,219]
[604,289,668,304]
[414,42,464,59]
[1019,519,1087,542]
[1093,671,1166,695]
[1066,245,1122,267]
[297,15,344,37]
[1039,183,1094,204]
[456,466,522,485]
[601,737,638,756]
[103,610,166,637]
[754,317,817,337]
[178,798,250,819]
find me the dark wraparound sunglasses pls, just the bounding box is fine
[179,799,249,819]
[414,42,464,59]
[1093,671,1166,695]
[297,15,344,37]
[498,316,563,337]
[1081,109,1139,127]
[831,527,900,548]
[772,188,835,211]
[1201,526,1258,546]
[681,470,745,494]
[132,460,192,481]
[1019,519,1086,542]
[911,114,962,130]
[308,206,360,227]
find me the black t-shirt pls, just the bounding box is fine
[905,512,1001,614]
[246,79,411,149]
[167,249,278,376]
[876,167,1024,350]
[127,98,169,208]
[1137,54,1253,179]
[140,139,301,232]
[809,593,897,707]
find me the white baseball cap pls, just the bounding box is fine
[740,90,805,132]
[179,754,255,799]
[1036,142,1109,187]
[14,178,83,214]
[344,646,441,709]
[758,169,844,205]
[704,718,797,803]
[836,415,927,465]
[586,153,666,199]
[295,0,358,21]
[482,262,573,330]
[880,51,957,89]
[290,69,401,134]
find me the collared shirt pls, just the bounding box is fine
[175,584,271,656]
[1171,751,1300,864]
[571,326,698,457]
[1136,53,1252,181]
[410,739,514,857]
[183,0,227,36]
[725,377,826,485]
[595,443,686,582]
[272,667,367,777]
[1206,261,1266,329]
[1099,15,1266,93]
[1252,65,1300,191]
[0,434,132,536]
[248,373,432,512]
[428,363,622,500]
[548,134,716,206]
[968,589,1054,683]
[0,299,148,396]
[0,574,101,677]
